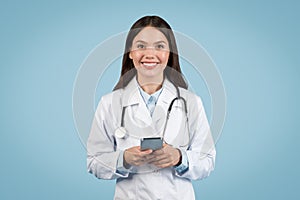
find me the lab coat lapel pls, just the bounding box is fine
[152,79,177,125]
[121,77,139,107]
[154,79,187,146]
[121,77,182,129]
[122,77,152,126]
[135,99,152,126]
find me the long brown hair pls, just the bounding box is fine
[113,15,187,90]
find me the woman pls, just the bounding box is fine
[87,15,216,200]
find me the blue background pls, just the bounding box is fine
[1,0,299,199]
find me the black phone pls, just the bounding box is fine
[140,137,163,151]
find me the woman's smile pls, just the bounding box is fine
[141,62,159,69]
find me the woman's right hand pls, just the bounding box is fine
[123,146,152,168]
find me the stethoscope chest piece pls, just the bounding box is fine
[115,127,127,139]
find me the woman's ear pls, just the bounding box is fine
[129,52,132,59]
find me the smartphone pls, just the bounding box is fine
[140,137,163,151]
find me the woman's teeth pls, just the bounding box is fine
[143,63,157,67]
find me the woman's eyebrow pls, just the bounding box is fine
[134,40,167,44]
[134,40,147,44]
[153,41,167,44]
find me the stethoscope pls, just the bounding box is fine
[114,83,190,148]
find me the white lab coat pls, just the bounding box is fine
[87,77,216,200]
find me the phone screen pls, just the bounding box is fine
[140,137,163,151]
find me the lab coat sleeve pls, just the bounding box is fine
[87,96,130,180]
[174,95,216,180]
[174,149,189,174]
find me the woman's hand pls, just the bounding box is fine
[123,146,152,168]
[146,144,181,168]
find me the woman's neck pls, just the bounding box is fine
[137,75,163,95]
[141,84,162,95]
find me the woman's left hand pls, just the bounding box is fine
[146,144,181,168]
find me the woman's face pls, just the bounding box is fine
[129,26,170,84]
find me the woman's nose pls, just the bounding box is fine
[144,54,155,59]
[144,48,156,58]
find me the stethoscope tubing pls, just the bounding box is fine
[117,83,190,148]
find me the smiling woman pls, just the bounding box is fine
[114,16,188,91]
[129,27,170,93]
[87,15,216,200]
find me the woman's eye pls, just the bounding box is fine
[156,44,165,49]
[137,44,145,49]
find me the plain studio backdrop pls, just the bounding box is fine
[0,0,299,199]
